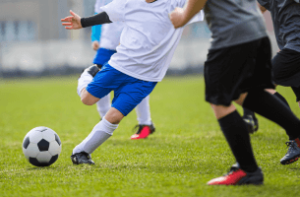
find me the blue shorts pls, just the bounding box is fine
[93,48,116,66]
[86,64,157,116]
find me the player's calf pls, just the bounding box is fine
[105,107,124,124]
[72,115,120,163]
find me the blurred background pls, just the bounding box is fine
[0,0,278,78]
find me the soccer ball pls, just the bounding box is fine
[22,126,62,167]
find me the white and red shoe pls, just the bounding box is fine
[131,124,155,140]
[207,164,263,186]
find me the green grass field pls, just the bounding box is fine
[1,76,300,197]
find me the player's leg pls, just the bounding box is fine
[93,48,117,118]
[211,102,259,174]
[235,38,300,165]
[79,58,111,116]
[242,48,300,134]
[80,88,100,105]
[72,64,118,164]
[242,88,291,134]
[266,89,291,109]
[204,40,265,185]
[96,94,111,118]
[272,48,300,107]
[136,96,152,125]
[71,107,123,164]
[72,64,157,164]
[131,95,156,140]
[239,89,300,164]
[208,102,263,185]
[77,65,100,99]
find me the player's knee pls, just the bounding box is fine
[105,109,124,124]
[81,96,96,106]
[80,89,99,105]
[106,113,122,124]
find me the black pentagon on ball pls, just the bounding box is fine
[29,158,49,167]
[29,155,58,167]
[48,155,59,166]
[37,139,50,151]
[23,137,30,149]
[55,134,61,145]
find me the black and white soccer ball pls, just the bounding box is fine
[22,126,62,167]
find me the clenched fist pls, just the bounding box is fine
[169,7,186,29]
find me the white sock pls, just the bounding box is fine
[77,70,93,96]
[135,95,152,125]
[96,94,111,118]
[73,118,118,154]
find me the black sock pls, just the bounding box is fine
[242,92,289,119]
[218,111,258,172]
[274,92,290,109]
[243,89,300,140]
[292,86,300,102]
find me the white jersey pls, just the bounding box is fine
[95,0,124,50]
[100,0,203,82]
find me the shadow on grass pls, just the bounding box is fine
[27,166,57,171]
[288,167,300,171]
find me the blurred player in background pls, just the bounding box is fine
[257,0,300,106]
[90,0,155,140]
[170,0,300,185]
[61,0,203,165]
[242,0,300,135]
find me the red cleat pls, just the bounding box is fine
[131,124,155,140]
[207,164,263,186]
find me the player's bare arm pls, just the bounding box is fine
[61,10,112,30]
[169,0,207,28]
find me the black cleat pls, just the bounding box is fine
[81,65,101,78]
[280,139,300,165]
[71,152,95,165]
[243,115,259,134]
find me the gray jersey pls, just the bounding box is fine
[204,0,267,50]
[257,0,300,52]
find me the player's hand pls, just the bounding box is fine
[61,10,82,30]
[169,7,186,29]
[92,41,100,51]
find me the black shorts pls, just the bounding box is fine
[204,37,275,106]
[272,48,300,88]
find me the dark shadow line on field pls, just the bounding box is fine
[288,167,300,171]
[27,167,57,171]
